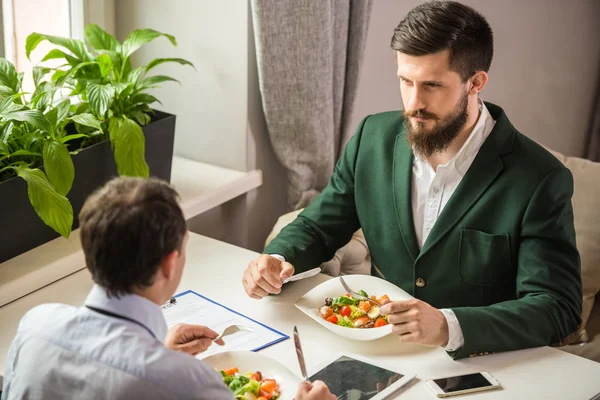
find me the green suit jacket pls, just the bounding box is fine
[265,102,582,359]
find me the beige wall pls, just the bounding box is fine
[349,0,600,157]
[114,0,287,251]
[115,0,248,171]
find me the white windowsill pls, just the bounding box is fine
[0,156,262,307]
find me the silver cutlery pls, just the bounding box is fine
[293,326,310,382]
[213,324,254,341]
[338,276,383,308]
[338,388,378,400]
[283,267,321,284]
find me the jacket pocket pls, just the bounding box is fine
[458,228,511,287]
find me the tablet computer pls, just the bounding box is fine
[309,353,415,400]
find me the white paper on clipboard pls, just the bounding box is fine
[161,290,288,359]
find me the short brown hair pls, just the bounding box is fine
[391,1,493,81]
[79,177,187,297]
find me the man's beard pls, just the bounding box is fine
[404,91,469,158]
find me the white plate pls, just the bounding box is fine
[203,350,300,398]
[295,275,413,341]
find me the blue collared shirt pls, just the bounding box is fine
[2,285,233,400]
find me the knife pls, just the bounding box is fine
[293,326,310,382]
[283,267,321,284]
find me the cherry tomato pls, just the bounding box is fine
[224,367,238,376]
[327,315,338,324]
[374,318,387,327]
[340,305,351,317]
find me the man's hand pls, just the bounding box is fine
[164,323,224,356]
[379,299,449,347]
[242,254,294,299]
[295,381,337,400]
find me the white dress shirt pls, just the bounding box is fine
[2,285,233,400]
[413,98,496,351]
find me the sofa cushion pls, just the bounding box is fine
[548,150,600,338]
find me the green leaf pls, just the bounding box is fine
[85,24,120,51]
[121,29,176,59]
[0,58,19,94]
[10,149,41,157]
[15,166,73,237]
[140,75,180,88]
[110,117,149,177]
[70,113,102,132]
[3,109,51,132]
[113,82,133,97]
[96,53,113,78]
[0,121,14,141]
[46,99,71,130]
[86,83,114,117]
[43,140,74,196]
[33,67,52,86]
[60,133,88,143]
[0,85,14,96]
[55,99,71,124]
[130,110,151,126]
[41,49,69,62]
[132,93,161,105]
[0,141,8,156]
[145,57,194,73]
[26,32,89,61]
[127,67,145,85]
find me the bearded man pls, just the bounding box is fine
[242,1,582,360]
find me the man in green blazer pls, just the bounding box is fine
[242,1,582,359]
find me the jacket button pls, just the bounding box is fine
[416,278,426,287]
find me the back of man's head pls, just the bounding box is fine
[79,177,186,297]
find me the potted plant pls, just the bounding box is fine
[0,24,193,263]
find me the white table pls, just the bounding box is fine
[1,233,599,399]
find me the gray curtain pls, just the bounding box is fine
[585,76,600,161]
[251,0,372,210]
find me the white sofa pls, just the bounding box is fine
[266,149,600,362]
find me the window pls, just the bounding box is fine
[1,0,84,94]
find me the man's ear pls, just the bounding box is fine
[159,250,179,281]
[469,71,488,95]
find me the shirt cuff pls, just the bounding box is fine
[440,308,464,352]
[269,254,286,263]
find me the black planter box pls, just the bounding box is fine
[0,110,176,264]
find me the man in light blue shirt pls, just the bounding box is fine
[2,177,334,400]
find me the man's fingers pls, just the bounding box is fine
[295,381,312,397]
[391,321,417,336]
[250,263,281,294]
[242,275,268,299]
[386,308,419,325]
[280,262,295,281]
[213,338,225,346]
[380,299,418,315]
[178,337,213,354]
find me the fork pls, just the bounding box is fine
[338,276,383,308]
[213,324,254,341]
[337,388,378,400]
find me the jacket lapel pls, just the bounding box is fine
[418,103,515,259]
[393,134,420,261]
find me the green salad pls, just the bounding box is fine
[220,367,280,400]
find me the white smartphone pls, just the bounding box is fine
[425,372,501,397]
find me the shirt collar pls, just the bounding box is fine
[413,98,495,175]
[84,284,168,342]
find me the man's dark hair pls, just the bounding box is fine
[390,1,493,81]
[79,177,187,297]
